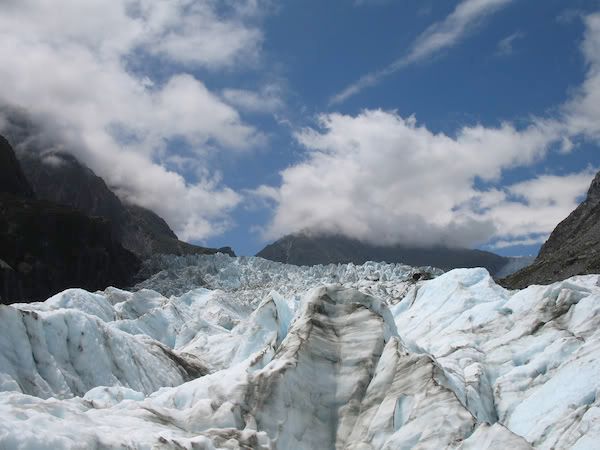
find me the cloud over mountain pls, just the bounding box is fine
[0,0,271,241]
[258,12,600,249]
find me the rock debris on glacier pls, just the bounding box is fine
[0,254,598,449]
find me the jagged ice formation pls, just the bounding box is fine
[0,254,599,449]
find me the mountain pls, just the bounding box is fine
[0,137,140,304]
[501,170,600,289]
[16,149,234,259]
[0,108,233,258]
[257,232,511,275]
[0,135,34,198]
[0,254,598,448]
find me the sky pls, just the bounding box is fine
[0,0,599,256]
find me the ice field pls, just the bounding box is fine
[1,254,599,449]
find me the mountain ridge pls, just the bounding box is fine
[501,170,600,288]
[256,232,514,276]
[0,108,234,259]
[17,149,235,259]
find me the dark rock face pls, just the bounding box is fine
[257,233,509,275]
[0,194,140,304]
[501,171,600,289]
[15,146,234,259]
[121,204,235,258]
[0,138,140,304]
[18,150,128,229]
[0,135,34,198]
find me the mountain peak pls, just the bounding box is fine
[586,170,600,204]
[501,169,600,288]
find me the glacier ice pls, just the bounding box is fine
[0,254,599,449]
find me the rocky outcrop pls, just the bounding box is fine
[501,171,600,289]
[17,150,234,258]
[0,194,141,304]
[0,135,34,198]
[121,203,235,258]
[0,137,140,304]
[257,233,510,275]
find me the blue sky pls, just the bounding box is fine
[1,0,599,257]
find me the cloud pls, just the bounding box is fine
[491,237,547,249]
[495,31,524,56]
[255,109,558,247]
[259,13,600,250]
[557,9,585,25]
[222,84,284,114]
[562,13,600,142]
[142,2,264,69]
[331,0,514,104]
[0,0,270,241]
[465,169,597,247]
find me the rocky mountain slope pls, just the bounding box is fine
[0,254,598,448]
[257,232,513,275]
[501,170,600,289]
[17,149,234,258]
[0,109,233,258]
[0,136,34,198]
[0,138,139,304]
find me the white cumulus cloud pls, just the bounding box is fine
[256,110,559,247]
[0,0,270,241]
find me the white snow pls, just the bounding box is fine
[0,254,598,449]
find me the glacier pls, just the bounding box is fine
[0,253,599,449]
